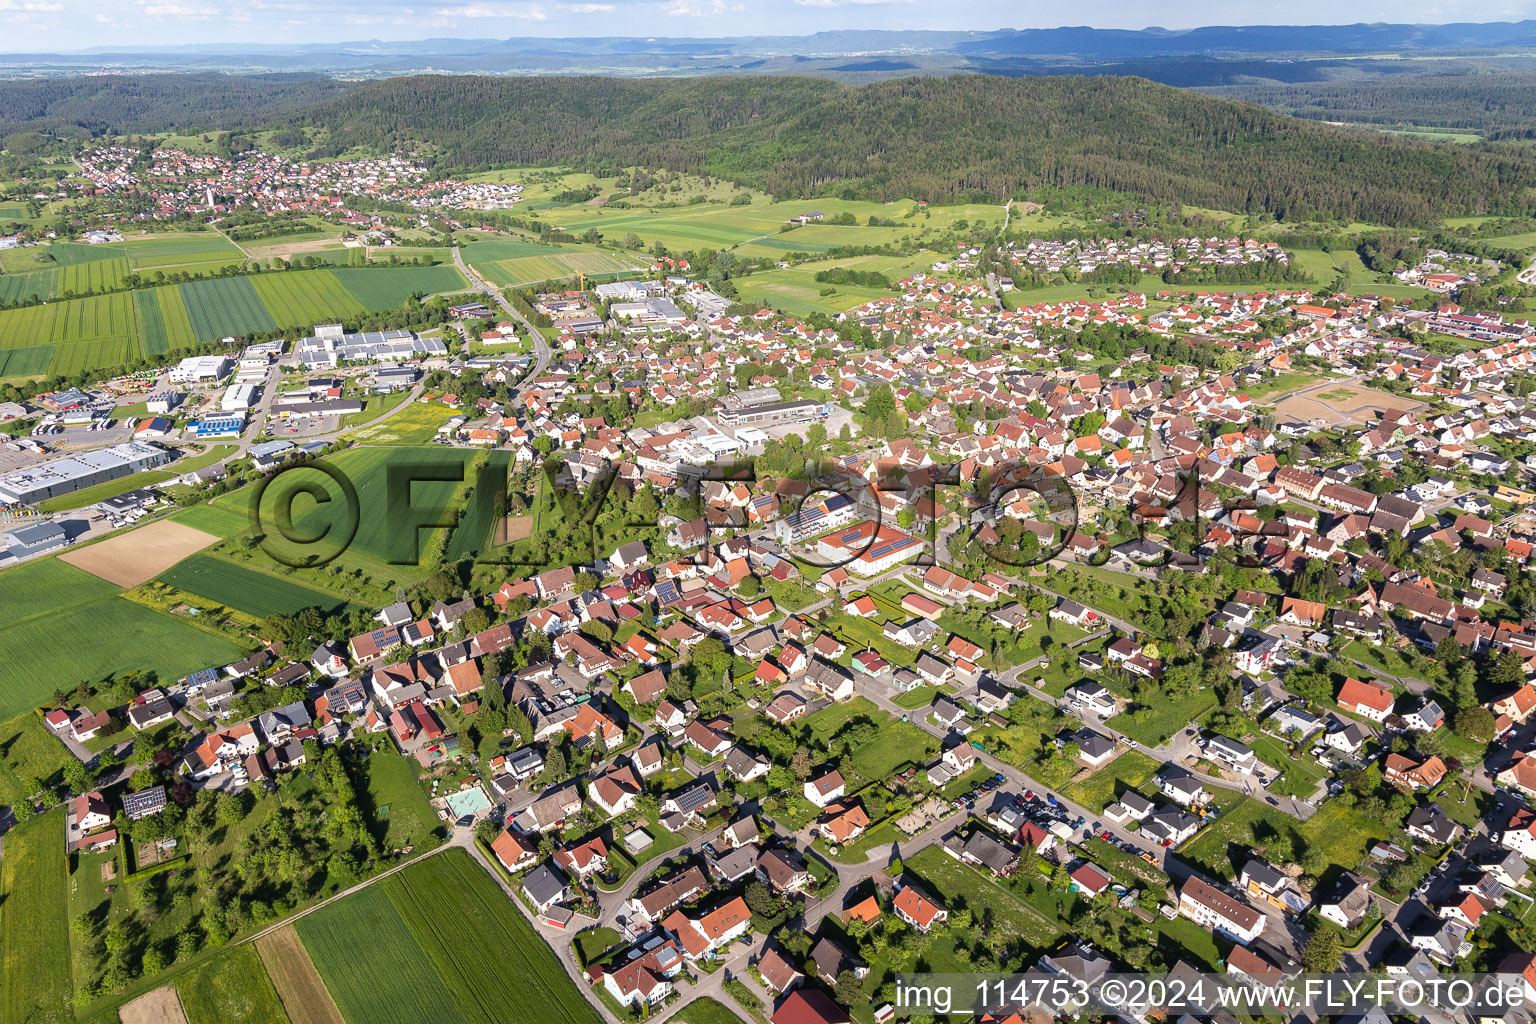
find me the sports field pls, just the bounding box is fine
[158,553,356,617]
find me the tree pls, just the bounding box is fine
[573,570,599,594]
[743,880,777,918]
[426,571,456,602]
[791,746,813,781]
[835,970,864,1007]
[1453,706,1496,743]
[737,575,762,598]
[544,745,568,781]
[461,607,491,635]
[1301,928,1343,972]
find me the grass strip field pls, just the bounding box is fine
[446,450,511,561]
[256,928,343,1024]
[125,234,244,269]
[459,238,575,263]
[180,276,277,341]
[480,251,630,287]
[297,884,469,1024]
[36,468,173,512]
[0,344,55,377]
[167,501,253,538]
[382,849,604,1024]
[158,553,355,617]
[177,945,292,1024]
[251,270,366,326]
[1,808,73,1024]
[333,265,468,310]
[0,595,247,717]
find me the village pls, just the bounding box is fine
[10,222,1536,1024]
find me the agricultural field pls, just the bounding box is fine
[58,256,129,295]
[0,344,56,378]
[464,242,635,288]
[735,267,894,316]
[135,285,200,354]
[0,556,122,629]
[1,809,72,1024]
[252,270,366,326]
[180,276,279,340]
[0,267,57,303]
[382,851,603,1024]
[299,849,601,1024]
[297,885,469,1024]
[332,265,468,311]
[176,946,292,1024]
[256,927,344,1024]
[157,553,357,618]
[0,592,248,717]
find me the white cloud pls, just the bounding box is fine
[436,0,547,16]
[562,2,615,10]
[0,0,64,11]
[794,0,911,6]
[661,0,736,15]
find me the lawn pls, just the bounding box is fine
[298,884,467,1024]
[849,720,938,782]
[1,808,73,1024]
[903,845,1063,952]
[1110,689,1218,748]
[364,743,446,853]
[1061,749,1161,812]
[0,711,74,804]
[1176,795,1299,880]
[176,945,292,1024]
[158,553,357,618]
[680,997,745,1024]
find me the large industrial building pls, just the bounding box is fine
[715,388,827,428]
[0,441,172,505]
[295,327,448,369]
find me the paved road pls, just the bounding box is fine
[451,243,552,390]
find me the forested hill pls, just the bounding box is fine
[292,74,1536,223]
[0,73,356,138]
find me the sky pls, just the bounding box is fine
[7,0,1536,52]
